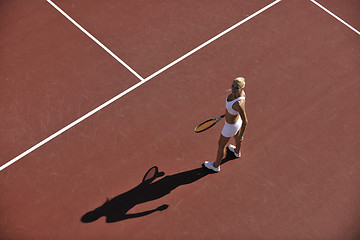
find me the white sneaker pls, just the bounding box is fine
[228,144,241,158]
[204,161,220,172]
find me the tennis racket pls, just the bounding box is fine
[194,114,225,133]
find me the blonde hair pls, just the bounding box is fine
[226,77,246,92]
[234,77,245,89]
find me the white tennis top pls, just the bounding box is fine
[226,91,245,115]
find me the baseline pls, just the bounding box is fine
[0,80,147,172]
[145,0,282,81]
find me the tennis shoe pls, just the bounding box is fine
[204,161,220,172]
[228,144,241,158]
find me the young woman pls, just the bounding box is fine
[204,77,248,172]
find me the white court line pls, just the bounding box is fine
[309,0,360,35]
[0,81,146,172]
[145,0,282,81]
[46,0,145,81]
[0,0,282,171]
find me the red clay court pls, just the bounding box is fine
[1,0,359,239]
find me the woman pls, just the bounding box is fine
[204,77,248,172]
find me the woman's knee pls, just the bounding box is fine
[218,135,229,148]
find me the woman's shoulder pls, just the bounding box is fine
[237,91,246,101]
[238,90,245,97]
[235,92,246,106]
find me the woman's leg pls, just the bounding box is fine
[234,131,242,155]
[214,134,230,167]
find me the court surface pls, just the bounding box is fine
[1,0,359,239]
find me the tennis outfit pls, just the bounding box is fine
[221,92,245,138]
[204,91,245,173]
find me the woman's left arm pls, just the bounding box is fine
[234,101,248,141]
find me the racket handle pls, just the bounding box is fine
[216,114,225,121]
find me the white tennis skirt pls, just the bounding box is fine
[221,119,242,138]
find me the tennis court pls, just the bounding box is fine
[1,0,359,239]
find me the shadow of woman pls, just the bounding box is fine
[81,149,236,223]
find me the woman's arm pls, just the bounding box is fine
[234,101,248,141]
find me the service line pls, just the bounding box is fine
[46,0,145,81]
[309,0,360,35]
[0,0,282,171]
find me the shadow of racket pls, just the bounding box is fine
[142,166,165,184]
